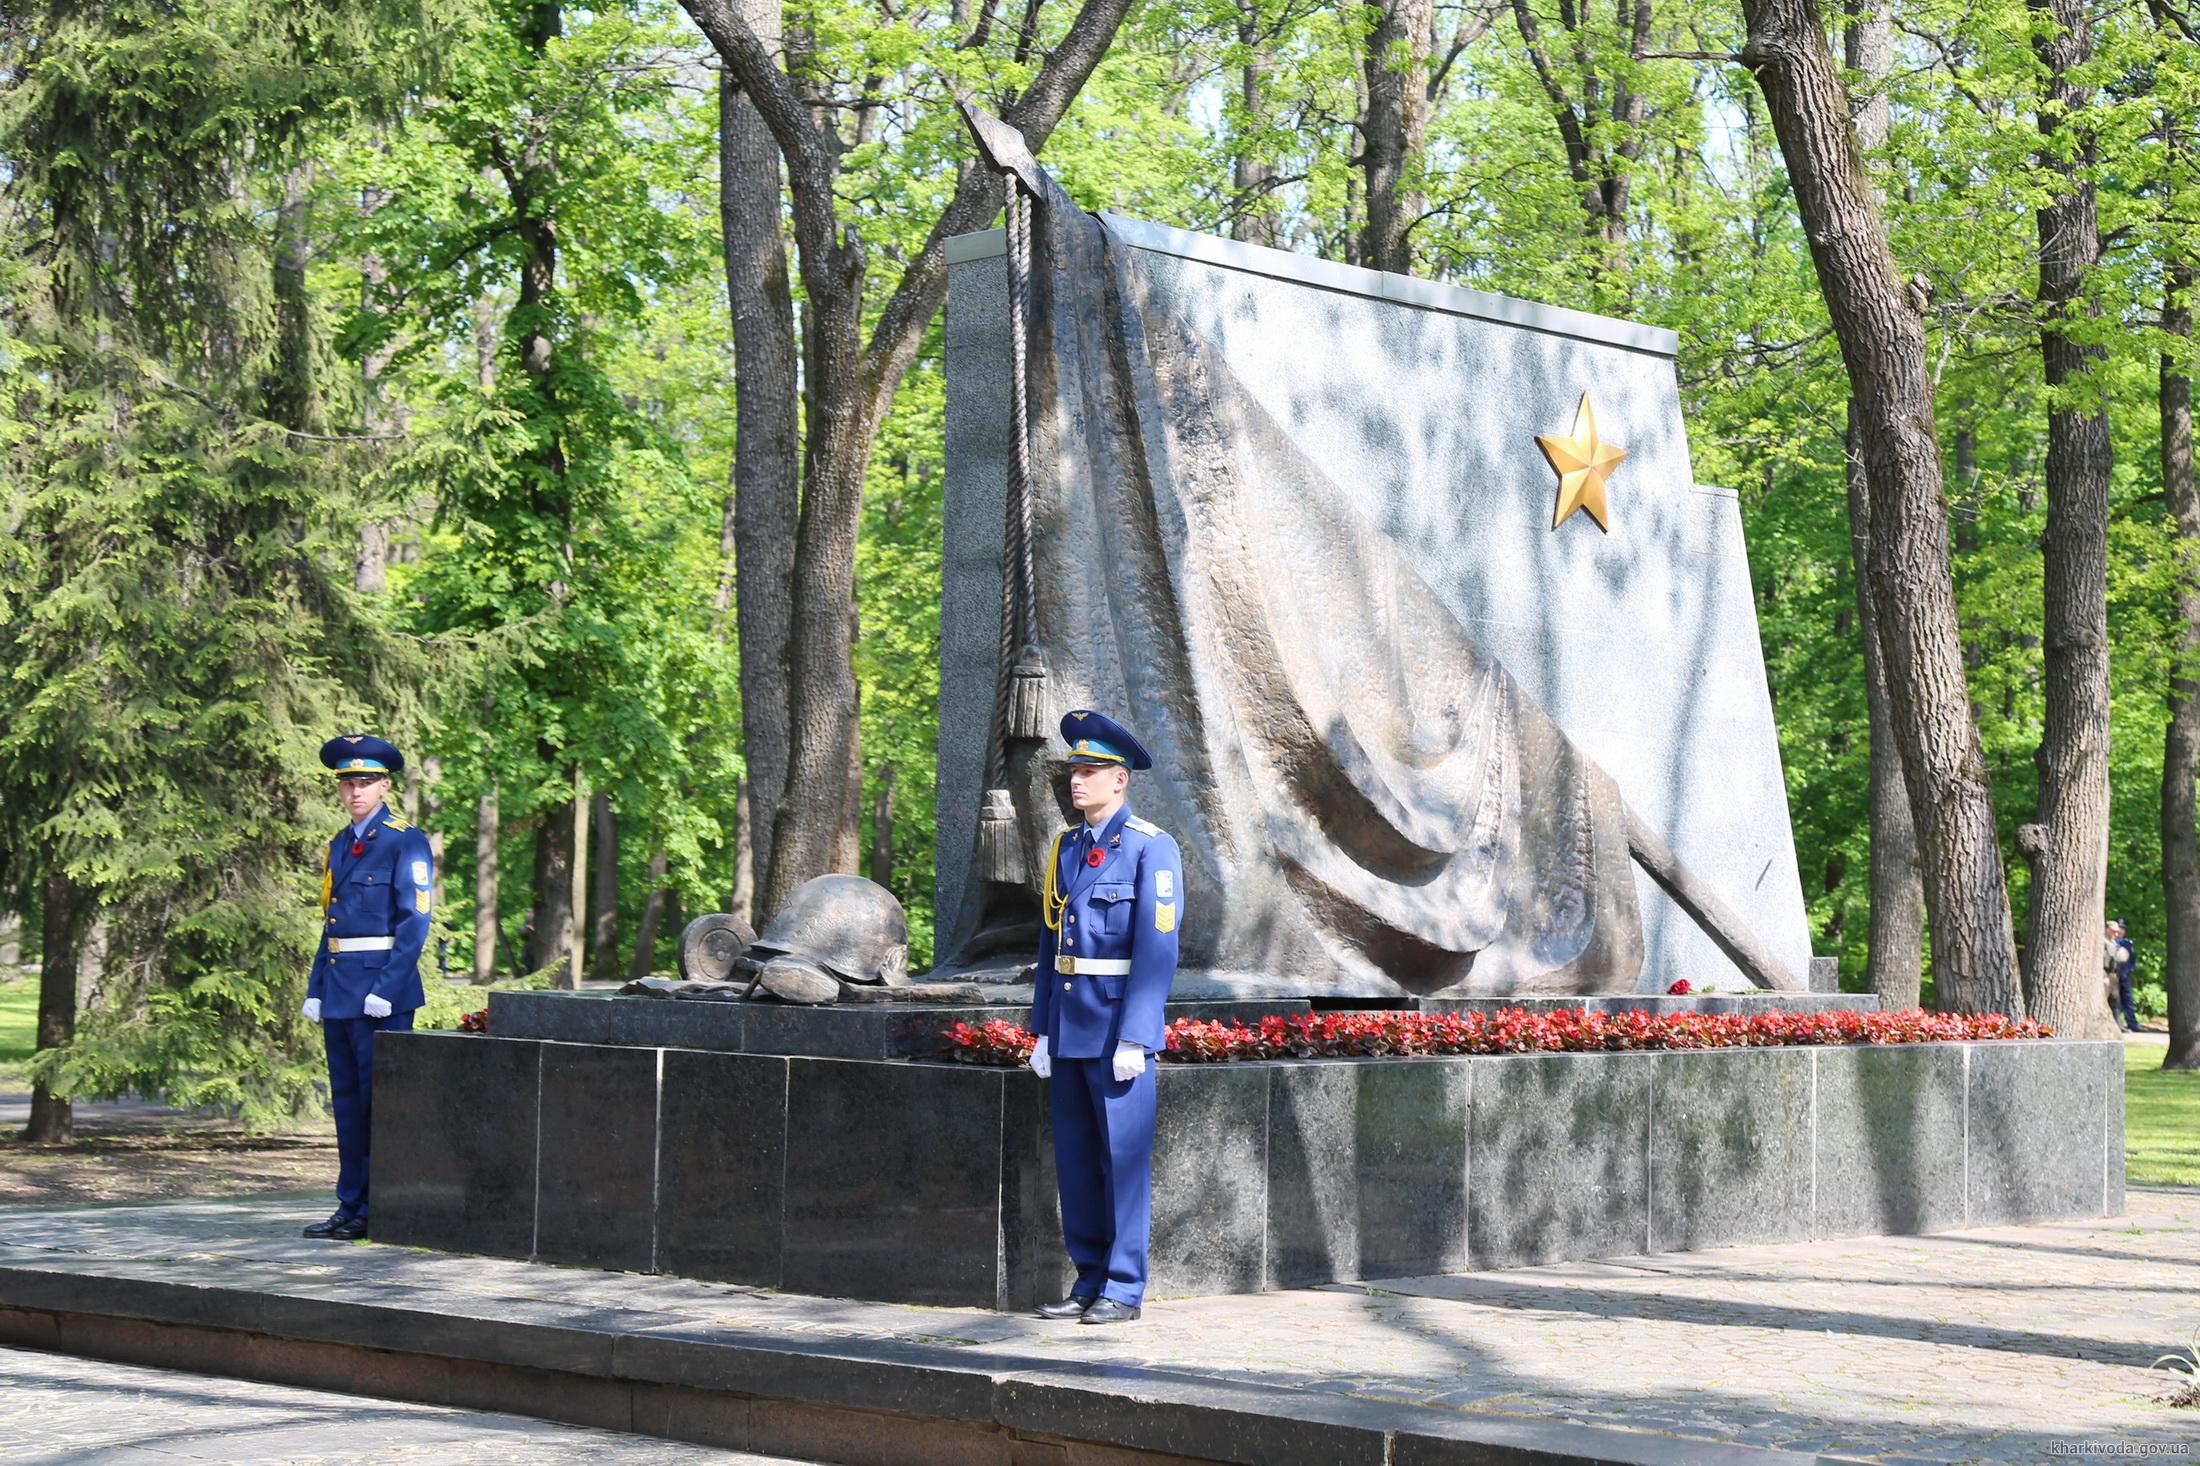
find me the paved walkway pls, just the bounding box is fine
[0,1345,815,1463]
[3,1190,2197,1464]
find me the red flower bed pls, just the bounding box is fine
[941,1006,2050,1067]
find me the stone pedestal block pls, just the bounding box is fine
[374,1032,2125,1309]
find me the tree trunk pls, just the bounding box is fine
[868,762,896,890]
[474,290,501,390]
[587,790,619,980]
[679,0,1136,917]
[628,847,671,982]
[731,775,755,918]
[474,784,500,984]
[1849,408,1926,1008]
[2163,251,2199,1068]
[269,164,324,436]
[1739,0,2023,1016]
[1842,0,1923,1007]
[26,865,92,1144]
[529,774,578,986]
[1360,0,1431,274]
[2018,0,2116,1039]
[718,18,800,928]
[1230,1,1278,247]
[420,755,447,920]
[568,769,589,986]
[358,162,402,592]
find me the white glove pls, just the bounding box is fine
[1029,1035,1052,1079]
[362,993,393,1019]
[1112,1042,1148,1083]
[300,998,322,1024]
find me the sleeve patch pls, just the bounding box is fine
[1155,902,1176,933]
[412,859,430,886]
[416,887,432,914]
[1156,870,1173,899]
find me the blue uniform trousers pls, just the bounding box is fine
[325,1010,414,1216]
[1051,1055,1156,1306]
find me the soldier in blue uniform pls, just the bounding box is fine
[1028,711,1182,1324]
[301,734,434,1240]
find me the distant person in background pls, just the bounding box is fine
[2103,921,2122,1021]
[2108,919,2140,1033]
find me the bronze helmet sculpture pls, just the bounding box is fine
[743,874,910,1004]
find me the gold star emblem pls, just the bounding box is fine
[1536,393,1627,532]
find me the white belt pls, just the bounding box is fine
[1056,956,1130,976]
[327,935,394,954]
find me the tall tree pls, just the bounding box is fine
[1230,0,1280,245]
[474,785,501,983]
[1842,0,1924,1006]
[1361,0,1432,272]
[587,789,619,979]
[2016,0,2116,1037]
[718,3,799,926]
[0,0,431,1129]
[676,0,1138,914]
[2163,246,2198,1065]
[508,0,580,986]
[2158,1,2200,1065]
[1738,0,2025,1015]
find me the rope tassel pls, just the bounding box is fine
[976,787,1026,884]
[1007,652,1047,740]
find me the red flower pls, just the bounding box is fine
[458,1008,489,1034]
[1667,979,1692,995]
[937,1004,2052,1067]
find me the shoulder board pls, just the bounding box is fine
[1125,816,1162,837]
[383,815,412,831]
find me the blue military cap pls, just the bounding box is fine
[320,733,404,779]
[1060,709,1152,771]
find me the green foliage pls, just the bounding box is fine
[7,0,2200,1123]
[342,0,744,962]
[0,0,442,1124]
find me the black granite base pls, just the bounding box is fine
[488,990,1312,1060]
[375,1029,2122,1311]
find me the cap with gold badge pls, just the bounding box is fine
[1059,710,1152,771]
[319,734,405,779]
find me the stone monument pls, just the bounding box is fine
[368,116,2121,1314]
[936,109,1814,998]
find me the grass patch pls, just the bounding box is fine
[2127,1042,2200,1187]
[0,976,37,1091]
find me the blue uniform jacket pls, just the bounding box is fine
[1030,804,1182,1058]
[309,804,433,1018]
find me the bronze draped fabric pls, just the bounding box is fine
[961,174,1643,996]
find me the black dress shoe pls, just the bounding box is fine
[302,1211,355,1239]
[327,1214,369,1241]
[1078,1299,1140,1325]
[1034,1294,1097,1320]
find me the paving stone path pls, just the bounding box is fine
[2,1188,2197,1464]
[0,1344,814,1463]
